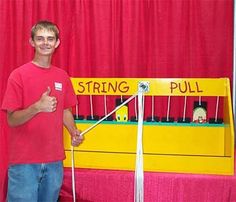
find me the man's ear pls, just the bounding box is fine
[29,38,35,47]
[55,39,60,48]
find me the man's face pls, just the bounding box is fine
[30,29,60,56]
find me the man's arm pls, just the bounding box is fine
[63,108,83,146]
[7,87,57,127]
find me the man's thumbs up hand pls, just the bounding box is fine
[35,87,57,113]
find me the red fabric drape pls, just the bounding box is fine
[0,0,233,201]
[60,167,236,202]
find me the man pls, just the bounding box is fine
[1,21,83,202]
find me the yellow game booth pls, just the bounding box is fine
[60,77,235,201]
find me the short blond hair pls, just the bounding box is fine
[31,21,59,40]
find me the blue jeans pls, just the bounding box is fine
[7,161,63,202]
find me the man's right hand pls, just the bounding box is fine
[36,87,57,112]
[7,87,58,127]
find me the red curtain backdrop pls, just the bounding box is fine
[0,0,233,201]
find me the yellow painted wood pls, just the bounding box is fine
[64,151,234,175]
[63,122,234,175]
[71,78,228,96]
[64,123,225,156]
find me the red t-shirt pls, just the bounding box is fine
[2,62,77,164]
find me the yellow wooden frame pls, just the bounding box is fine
[64,78,234,175]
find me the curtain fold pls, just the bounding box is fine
[0,0,233,201]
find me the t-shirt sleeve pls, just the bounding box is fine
[64,76,77,109]
[1,72,23,112]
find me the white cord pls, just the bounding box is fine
[166,96,171,121]
[215,96,220,121]
[104,95,107,116]
[75,104,79,119]
[199,96,201,105]
[134,96,138,120]
[183,96,187,121]
[134,91,144,202]
[71,146,76,202]
[151,96,154,121]
[89,95,94,119]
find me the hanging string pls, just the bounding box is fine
[183,96,187,121]
[75,104,79,120]
[215,96,220,121]
[134,96,138,120]
[71,146,76,202]
[166,96,171,122]
[143,94,145,112]
[104,95,107,117]
[199,96,202,105]
[134,91,145,202]
[151,96,154,121]
[89,95,94,119]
